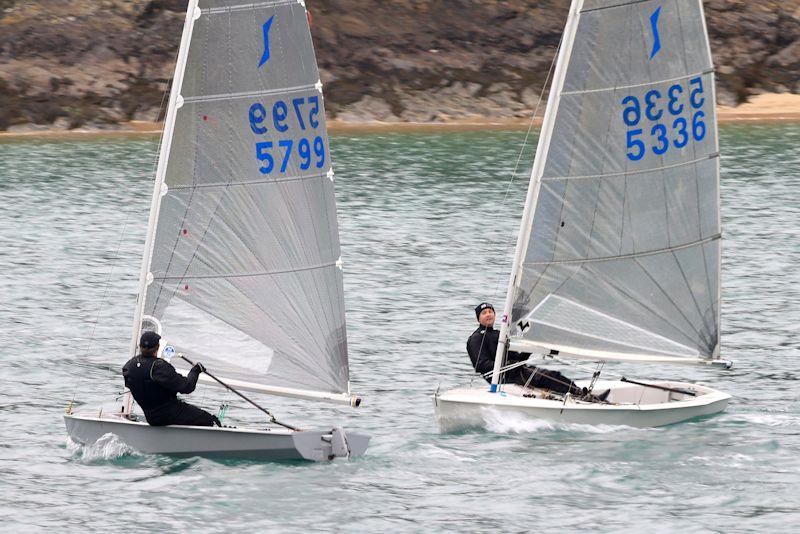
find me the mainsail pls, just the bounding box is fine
[131,0,352,401]
[507,0,721,364]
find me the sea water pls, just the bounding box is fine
[0,125,798,532]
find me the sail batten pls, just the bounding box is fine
[169,171,328,190]
[183,84,319,104]
[582,0,666,13]
[541,152,717,180]
[203,0,299,14]
[509,0,721,364]
[561,67,714,95]
[153,261,337,281]
[524,233,720,266]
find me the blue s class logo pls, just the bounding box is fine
[649,6,662,60]
[258,15,275,68]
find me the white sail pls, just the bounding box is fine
[131,0,352,401]
[507,0,721,364]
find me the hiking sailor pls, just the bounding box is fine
[467,302,608,400]
[123,331,221,427]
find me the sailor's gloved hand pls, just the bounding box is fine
[191,362,206,374]
[507,351,531,363]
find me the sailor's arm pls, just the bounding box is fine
[151,359,201,394]
[467,333,496,375]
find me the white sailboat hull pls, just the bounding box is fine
[433,380,731,432]
[64,412,369,461]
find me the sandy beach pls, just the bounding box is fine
[716,93,800,122]
[2,93,798,140]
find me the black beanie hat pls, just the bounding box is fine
[139,331,161,350]
[475,302,494,319]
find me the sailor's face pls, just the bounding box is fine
[478,308,495,327]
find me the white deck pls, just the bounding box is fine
[433,379,731,432]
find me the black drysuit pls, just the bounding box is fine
[466,325,583,395]
[122,355,219,427]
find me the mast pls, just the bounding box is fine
[128,1,200,358]
[490,0,585,391]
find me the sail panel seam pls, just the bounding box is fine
[183,83,318,104]
[154,260,337,281]
[562,68,715,95]
[203,1,297,15]
[581,0,654,13]
[542,153,718,181]
[170,172,326,190]
[525,234,720,266]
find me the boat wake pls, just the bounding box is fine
[66,432,140,462]
[724,412,800,428]
[483,409,639,435]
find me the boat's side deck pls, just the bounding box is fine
[436,380,730,410]
[67,411,295,435]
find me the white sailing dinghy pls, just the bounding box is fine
[65,0,369,461]
[434,0,732,431]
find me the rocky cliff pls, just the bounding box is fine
[0,0,798,131]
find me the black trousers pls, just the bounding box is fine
[503,366,583,395]
[145,400,220,427]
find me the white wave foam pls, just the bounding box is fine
[482,408,640,434]
[685,452,754,467]
[725,412,800,427]
[66,432,140,462]
[484,409,556,433]
[416,443,477,462]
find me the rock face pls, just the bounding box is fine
[0,0,797,130]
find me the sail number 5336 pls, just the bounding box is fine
[248,96,326,174]
[621,76,706,161]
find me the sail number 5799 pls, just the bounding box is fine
[621,76,707,161]
[248,97,326,174]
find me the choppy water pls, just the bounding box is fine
[1,125,798,532]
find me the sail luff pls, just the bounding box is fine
[129,0,200,359]
[490,0,585,389]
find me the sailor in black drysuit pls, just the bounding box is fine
[123,331,220,427]
[467,302,605,399]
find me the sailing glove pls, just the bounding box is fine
[191,362,206,374]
